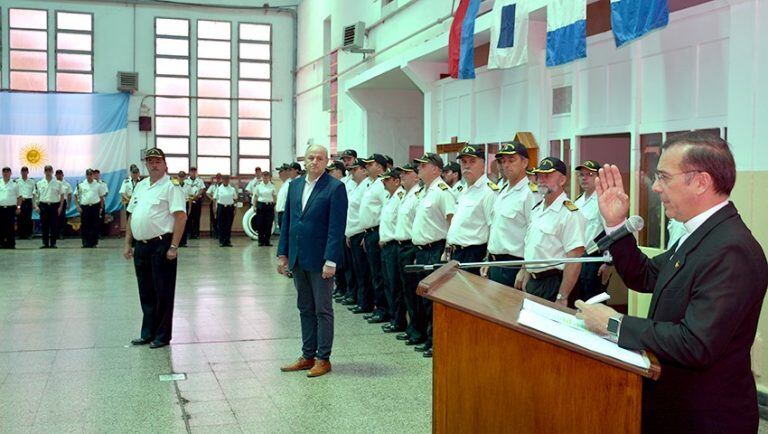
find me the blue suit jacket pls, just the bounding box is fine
[277,172,348,272]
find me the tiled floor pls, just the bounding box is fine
[1,236,767,433]
[0,237,431,433]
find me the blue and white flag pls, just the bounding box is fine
[0,92,130,215]
[546,0,587,67]
[611,0,668,47]
[488,0,529,70]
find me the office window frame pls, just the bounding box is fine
[9,8,49,92]
[55,10,94,93]
[237,22,272,175]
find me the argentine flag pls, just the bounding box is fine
[0,92,130,215]
[546,0,587,67]
[488,0,529,70]
[611,0,669,47]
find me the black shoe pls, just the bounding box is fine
[363,313,376,320]
[149,341,169,349]
[423,348,433,358]
[367,315,387,324]
[405,337,425,346]
[131,338,152,345]
[414,343,431,352]
[39,245,50,249]
[382,324,405,333]
[396,333,411,341]
[341,298,356,306]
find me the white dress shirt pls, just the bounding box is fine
[213,184,237,205]
[358,177,389,230]
[254,182,276,203]
[98,180,109,197]
[394,184,421,241]
[345,178,369,237]
[35,178,64,204]
[75,180,102,205]
[0,179,20,206]
[301,176,319,211]
[15,178,36,199]
[60,180,72,201]
[412,177,456,246]
[127,175,186,240]
[524,192,587,271]
[184,177,206,197]
[379,187,405,243]
[245,177,262,195]
[446,174,498,247]
[488,176,537,257]
[276,178,292,212]
[574,190,604,244]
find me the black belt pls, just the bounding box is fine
[416,240,445,250]
[450,243,487,252]
[41,202,59,205]
[218,204,234,207]
[382,240,397,247]
[396,240,413,247]
[137,233,173,244]
[530,268,563,280]
[257,202,275,207]
[489,253,523,261]
[364,226,380,234]
[0,205,16,209]
[81,203,99,207]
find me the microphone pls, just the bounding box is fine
[586,215,644,255]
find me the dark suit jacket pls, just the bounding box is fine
[611,203,767,434]
[277,172,347,273]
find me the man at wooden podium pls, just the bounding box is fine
[577,131,768,434]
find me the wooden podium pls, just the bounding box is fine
[418,262,660,434]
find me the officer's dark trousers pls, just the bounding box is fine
[57,200,68,238]
[133,234,177,344]
[217,204,234,246]
[487,253,523,287]
[363,228,388,317]
[450,244,487,275]
[80,204,100,247]
[525,270,563,302]
[398,241,423,341]
[17,198,33,239]
[415,240,445,348]
[575,262,605,302]
[39,202,60,247]
[382,241,406,329]
[209,202,218,238]
[179,203,190,246]
[188,198,202,238]
[255,202,275,245]
[349,232,373,311]
[0,206,16,248]
[341,243,357,301]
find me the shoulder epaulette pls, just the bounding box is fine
[438,182,449,191]
[487,182,500,192]
[529,182,538,193]
[397,191,405,199]
[171,178,180,186]
[564,200,578,212]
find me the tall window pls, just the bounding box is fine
[9,8,48,91]
[237,23,272,174]
[197,20,232,175]
[55,11,93,92]
[155,18,191,174]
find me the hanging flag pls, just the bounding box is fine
[610,0,669,47]
[488,0,529,70]
[546,0,587,67]
[0,92,130,216]
[449,0,482,79]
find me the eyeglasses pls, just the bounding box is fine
[577,172,596,178]
[653,170,700,184]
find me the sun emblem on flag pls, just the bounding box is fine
[19,144,48,169]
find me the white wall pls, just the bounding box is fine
[0,0,296,174]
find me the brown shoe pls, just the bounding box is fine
[280,357,315,372]
[307,359,332,377]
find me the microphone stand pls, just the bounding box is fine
[404,255,612,273]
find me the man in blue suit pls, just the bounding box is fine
[277,145,348,378]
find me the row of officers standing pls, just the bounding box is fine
[326,144,608,358]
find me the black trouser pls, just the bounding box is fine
[217,204,234,246]
[80,204,100,247]
[209,201,218,238]
[133,234,177,344]
[256,202,275,245]
[334,240,349,296]
[488,253,523,288]
[349,232,373,311]
[188,198,202,238]
[575,261,606,302]
[450,244,487,275]
[18,198,33,239]
[382,241,406,329]
[415,240,445,348]
[363,228,388,317]
[39,202,60,247]
[0,206,16,248]
[525,269,563,302]
[341,242,357,301]
[398,241,423,341]
[57,200,68,238]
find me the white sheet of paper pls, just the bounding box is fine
[522,298,587,330]
[518,305,650,370]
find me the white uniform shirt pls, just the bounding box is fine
[98,180,109,197]
[184,177,205,198]
[379,187,405,243]
[35,178,64,204]
[206,183,219,199]
[412,177,456,246]
[254,182,276,203]
[75,180,102,205]
[244,177,262,196]
[343,176,358,195]
[127,175,186,240]
[574,191,603,244]
[446,174,498,247]
[488,176,537,257]
[15,178,36,199]
[59,180,73,202]
[394,184,421,241]
[119,178,140,198]
[213,184,237,205]
[358,177,388,230]
[0,179,20,206]
[450,179,467,201]
[524,192,587,271]
[179,181,193,201]
[275,178,292,212]
[345,178,369,237]
[530,182,543,204]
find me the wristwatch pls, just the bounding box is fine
[607,315,623,338]
[556,293,564,301]
[169,244,178,250]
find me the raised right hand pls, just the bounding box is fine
[595,164,630,227]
